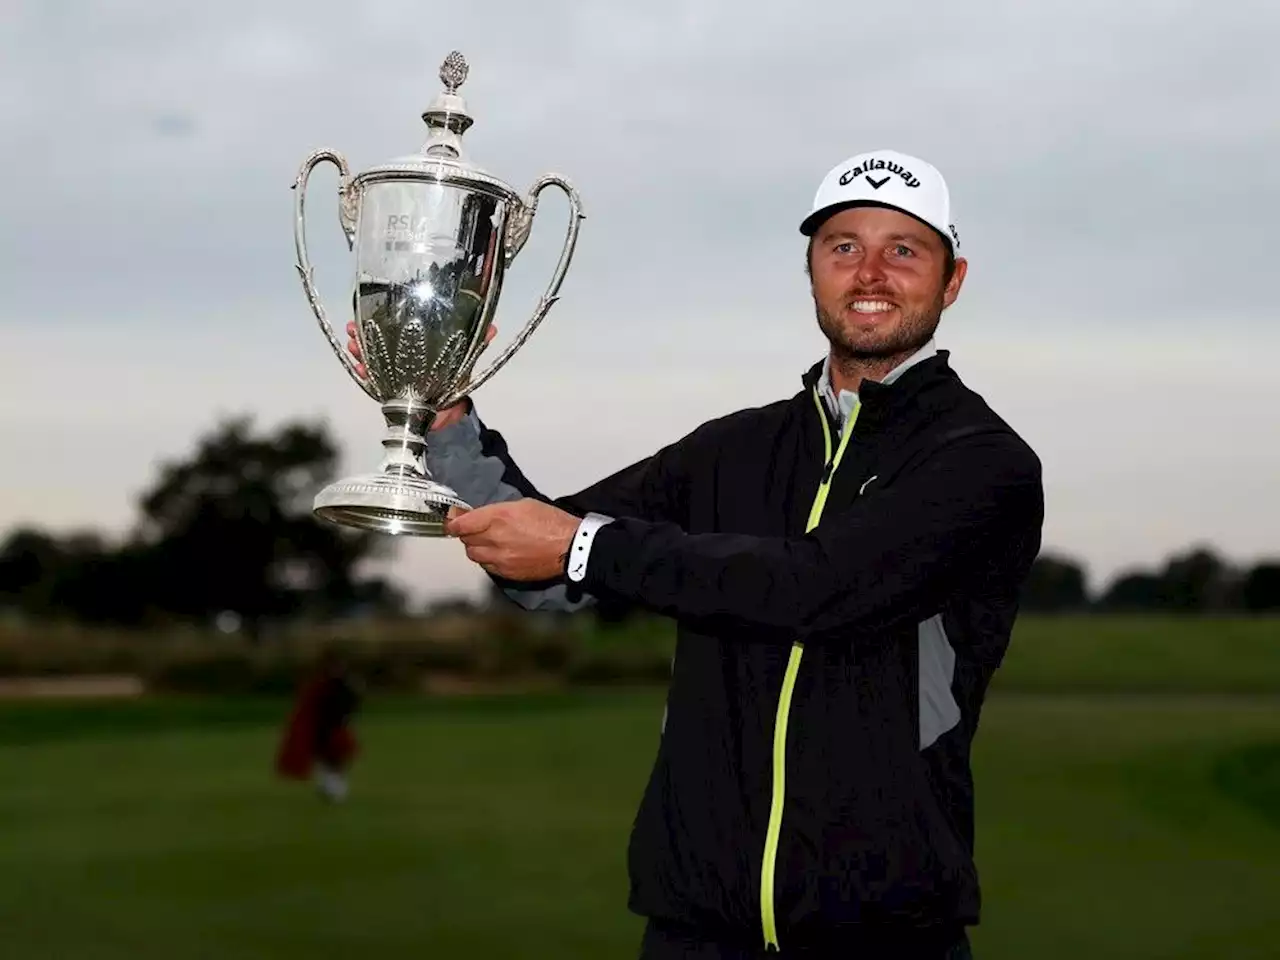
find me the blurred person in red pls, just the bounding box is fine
[275,646,362,802]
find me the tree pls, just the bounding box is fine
[128,415,400,631]
[0,528,67,617]
[1096,547,1241,613]
[1156,546,1236,613]
[0,416,404,629]
[1020,553,1090,611]
[1096,570,1164,611]
[1240,562,1280,612]
[47,538,161,625]
[0,529,161,624]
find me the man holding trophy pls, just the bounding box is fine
[299,52,1042,960]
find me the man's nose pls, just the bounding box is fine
[855,251,887,285]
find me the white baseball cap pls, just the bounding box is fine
[799,149,960,252]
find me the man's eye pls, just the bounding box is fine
[892,244,914,257]
[834,242,854,254]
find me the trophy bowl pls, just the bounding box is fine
[292,51,583,536]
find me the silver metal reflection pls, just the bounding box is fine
[292,51,584,536]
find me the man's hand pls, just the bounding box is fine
[445,499,581,581]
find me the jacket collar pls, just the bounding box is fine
[814,339,937,425]
[801,347,956,427]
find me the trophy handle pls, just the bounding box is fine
[437,174,584,407]
[292,148,378,400]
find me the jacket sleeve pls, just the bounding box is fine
[429,400,692,524]
[573,432,1044,642]
[477,413,694,528]
[428,401,696,610]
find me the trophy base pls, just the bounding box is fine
[312,472,471,537]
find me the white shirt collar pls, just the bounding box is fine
[817,339,938,427]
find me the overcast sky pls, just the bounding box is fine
[2,0,1276,602]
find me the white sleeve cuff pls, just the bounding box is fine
[566,512,614,582]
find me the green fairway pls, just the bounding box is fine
[1,684,1278,959]
[994,616,1280,694]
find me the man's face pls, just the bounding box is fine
[808,206,967,362]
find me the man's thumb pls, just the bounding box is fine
[443,504,471,534]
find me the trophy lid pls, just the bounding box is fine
[422,50,474,148]
[353,51,519,203]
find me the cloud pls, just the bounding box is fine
[2,0,1276,600]
[152,114,196,138]
[9,0,1279,325]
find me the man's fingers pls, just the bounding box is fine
[445,504,495,537]
[463,543,502,567]
[443,505,469,536]
[346,322,364,365]
[456,530,497,548]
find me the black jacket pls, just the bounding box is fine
[476,351,1043,953]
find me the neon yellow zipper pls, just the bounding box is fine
[759,387,860,951]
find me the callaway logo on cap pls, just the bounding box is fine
[799,149,960,252]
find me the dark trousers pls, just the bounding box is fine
[639,919,973,960]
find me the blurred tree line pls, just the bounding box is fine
[1,416,1278,632]
[1023,550,1280,613]
[0,417,406,638]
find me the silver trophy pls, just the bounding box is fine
[292,51,583,536]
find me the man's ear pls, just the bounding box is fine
[943,257,968,309]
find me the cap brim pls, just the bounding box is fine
[799,200,954,252]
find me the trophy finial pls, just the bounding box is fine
[439,51,469,94]
[421,51,474,156]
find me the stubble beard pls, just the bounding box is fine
[816,289,945,367]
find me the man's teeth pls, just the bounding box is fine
[851,300,895,314]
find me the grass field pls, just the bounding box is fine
[1,617,1278,959]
